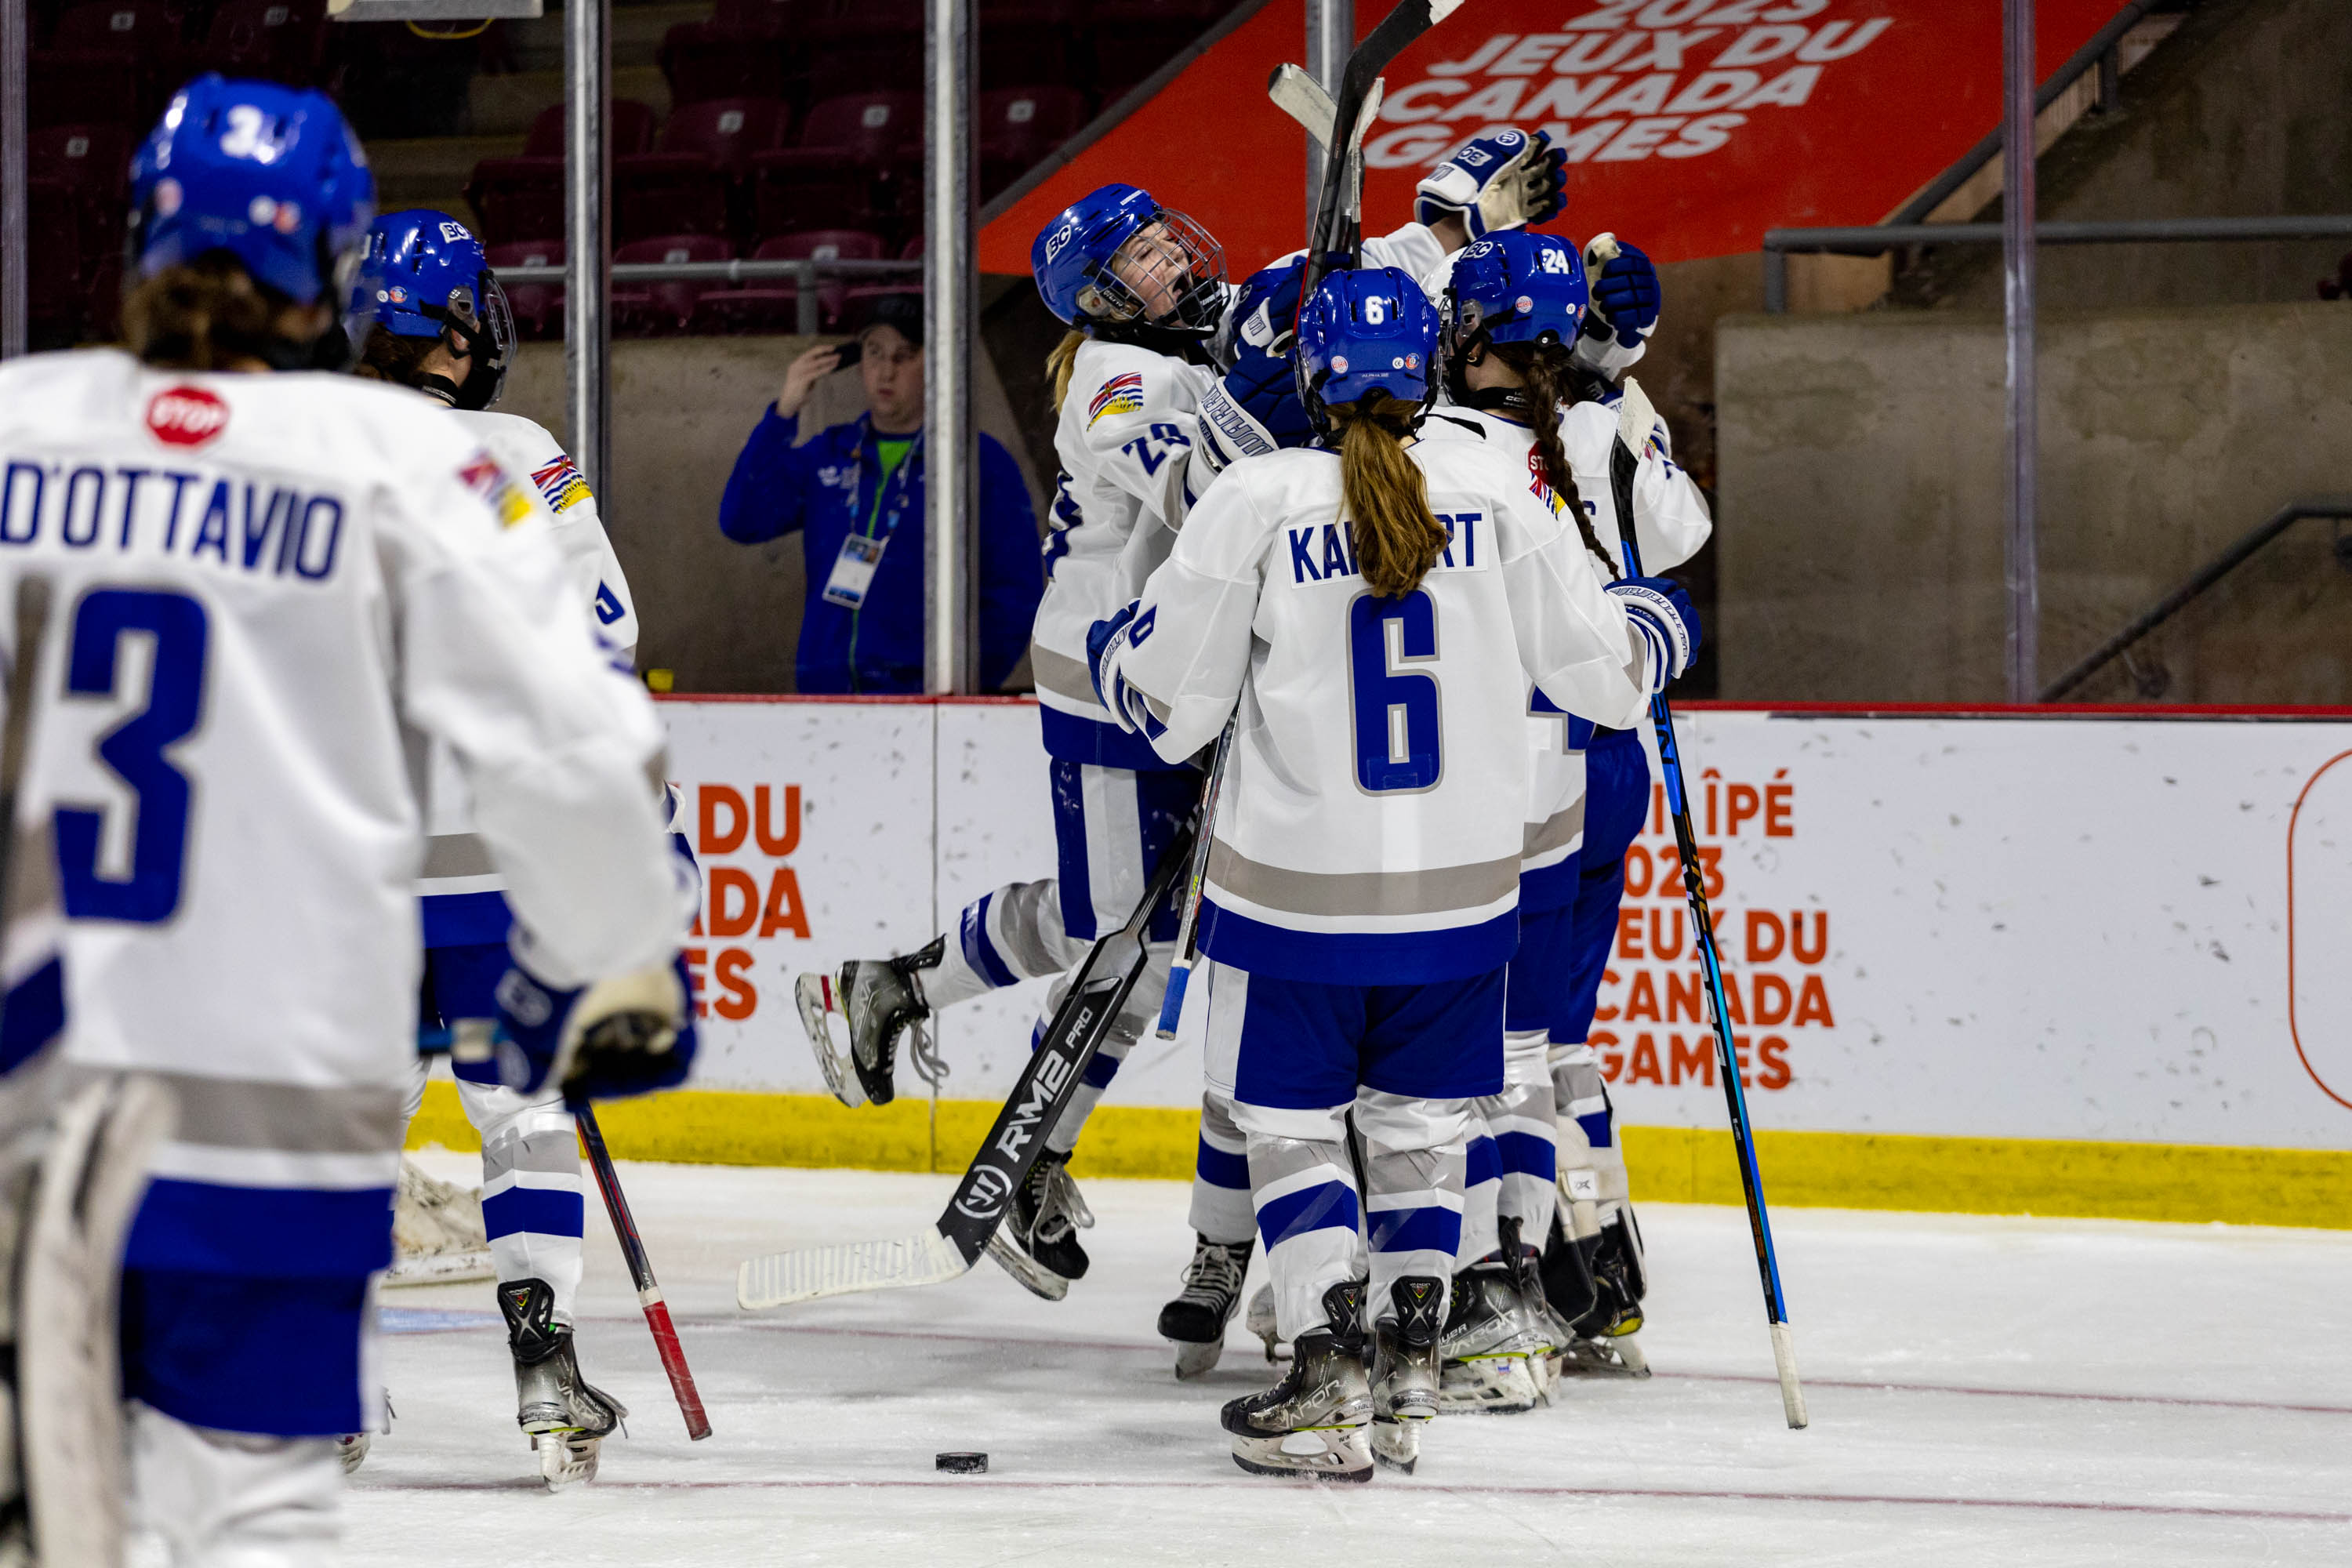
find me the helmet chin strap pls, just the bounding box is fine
[414,374,462,407]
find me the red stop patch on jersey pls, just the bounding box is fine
[146,385,228,448]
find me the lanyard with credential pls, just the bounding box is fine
[820,428,923,611]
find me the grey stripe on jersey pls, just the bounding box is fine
[134,1071,407,1156]
[1523,800,1586,860]
[423,833,495,879]
[1206,838,1519,919]
[1029,644,1101,707]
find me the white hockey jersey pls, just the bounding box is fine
[420,408,643,942]
[1033,336,1214,771]
[1112,437,1655,985]
[1417,401,1710,908]
[0,350,686,1279]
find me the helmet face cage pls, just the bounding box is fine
[417,270,514,410]
[1078,208,1227,335]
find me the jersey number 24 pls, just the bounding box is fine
[56,588,208,924]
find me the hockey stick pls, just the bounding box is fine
[1603,371,1807,1432]
[1153,719,1233,1039]
[739,813,1199,1309]
[575,1103,712,1439]
[0,575,51,948]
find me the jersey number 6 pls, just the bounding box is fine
[56,588,209,924]
[1348,590,1441,793]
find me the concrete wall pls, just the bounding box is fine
[1915,0,2352,314]
[499,335,1044,694]
[1715,300,2352,702]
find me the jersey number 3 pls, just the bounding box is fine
[1348,591,1441,793]
[56,588,209,924]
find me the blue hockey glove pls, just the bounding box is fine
[1584,241,1661,350]
[1607,575,1700,691]
[493,951,698,1102]
[1199,260,1317,478]
[1415,128,1567,240]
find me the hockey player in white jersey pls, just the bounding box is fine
[1428,234,1712,1392]
[348,207,648,1486]
[802,182,1228,1299]
[0,76,696,1563]
[1087,267,1700,1480]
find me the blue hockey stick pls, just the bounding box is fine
[1155,718,1234,1039]
[1608,373,1807,1430]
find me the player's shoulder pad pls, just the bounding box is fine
[449,408,597,518]
[1071,339,1192,434]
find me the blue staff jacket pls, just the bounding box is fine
[719,408,1043,692]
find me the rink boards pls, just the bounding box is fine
[408,699,2352,1227]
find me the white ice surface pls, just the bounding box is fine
[350,1155,2352,1566]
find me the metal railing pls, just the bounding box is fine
[1886,0,2165,233]
[496,258,926,338]
[1762,216,2352,312]
[2040,499,2352,702]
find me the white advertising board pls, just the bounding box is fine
[660,699,2352,1152]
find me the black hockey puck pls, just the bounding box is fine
[935,1452,988,1474]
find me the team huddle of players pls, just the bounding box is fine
[813,128,1711,1479]
[0,62,1713,1565]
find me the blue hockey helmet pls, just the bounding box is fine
[1443,230,1588,354]
[1032,182,1226,336]
[128,74,376,319]
[1297,267,1439,419]
[354,209,515,409]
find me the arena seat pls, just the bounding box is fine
[977,85,1087,200]
[615,97,793,245]
[750,92,920,242]
[613,234,735,337]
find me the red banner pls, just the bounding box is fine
[978,0,2126,277]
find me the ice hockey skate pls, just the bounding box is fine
[1158,1235,1254,1378]
[985,1148,1094,1301]
[1545,1203,1653,1380]
[500,1278,627,1490]
[1220,1281,1372,1483]
[1436,1260,1551,1414]
[1370,1276,1444,1473]
[802,938,946,1108]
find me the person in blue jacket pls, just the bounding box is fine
[719,293,1043,692]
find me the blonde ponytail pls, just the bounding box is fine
[1331,390,1446,599]
[1046,328,1087,414]
[1487,339,1612,569]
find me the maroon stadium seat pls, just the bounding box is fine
[659,21,798,107]
[23,180,85,338]
[612,234,734,337]
[615,97,792,244]
[690,230,881,336]
[978,0,1076,94]
[27,52,140,129]
[521,100,659,158]
[802,0,920,93]
[47,0,180,117]
[485,238,564,340]
[466,158,565,249]
[31,123,135,269]
[470,101,659,247]
[750,91,920,241]
[194,0,328,87]
[977,85,1086,199]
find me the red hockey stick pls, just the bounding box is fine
[575,1103,712,1439]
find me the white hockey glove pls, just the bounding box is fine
[1607,576,1701,693]
[1415,128,1569,241]
[1085,602,1167,740]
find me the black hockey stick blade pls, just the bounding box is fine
[737,816,1199,1309]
